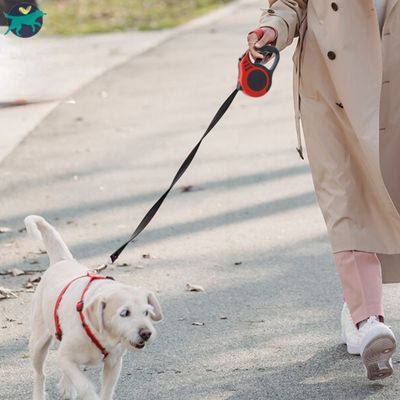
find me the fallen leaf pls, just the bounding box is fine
[0,287,18,299]
[29,275,41,284]
[192,322,205,326]
[35,249,46,255]
[25,269,45,274]
[9,268,25,277]
[234,261,242,266]
[13,99,28,106]
[117,263,130,268]
[0,227,12,233]
[180,185,194,193]
[185,283,205,292]
[246,319,265,324]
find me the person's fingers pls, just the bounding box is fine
[247,32,259,49]
[254,28,276,48]
[249,47,264,60]
[247,27,277,59]
[247,32,264,59]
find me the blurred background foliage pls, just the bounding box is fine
[41,0,232,35]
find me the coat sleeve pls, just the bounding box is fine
[259,0,307,51]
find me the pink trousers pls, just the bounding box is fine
[334,251,384,326]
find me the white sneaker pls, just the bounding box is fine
[359,316,396,380]
[341,302,361,355]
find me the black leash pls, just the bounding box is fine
[108,45,279,264]
[109,88,239,263]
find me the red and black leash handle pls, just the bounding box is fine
[237,44,280,97]
[107,45,280,265]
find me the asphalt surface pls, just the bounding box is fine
[1,1,400,399]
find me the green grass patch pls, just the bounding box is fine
[41,0,232,35]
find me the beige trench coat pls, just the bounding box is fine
[259,0,400,283]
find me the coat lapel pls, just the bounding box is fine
[385,0,399,19]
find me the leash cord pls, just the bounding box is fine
[109,88,239,263]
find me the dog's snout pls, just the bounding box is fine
[139,328,152,341]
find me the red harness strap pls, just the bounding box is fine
[54,272,114,358]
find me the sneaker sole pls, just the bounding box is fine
[361,334,396,380]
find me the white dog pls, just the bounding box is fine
[25,215,163,400]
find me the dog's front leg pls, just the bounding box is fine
[58,354,99,400]
[100,357,123,400]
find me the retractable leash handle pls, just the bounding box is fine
[106,45,280,265]
[237,45,280,97]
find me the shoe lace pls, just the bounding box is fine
[368,315,379,323]
[359,315,380,331]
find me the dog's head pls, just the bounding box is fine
[85,284,163,351]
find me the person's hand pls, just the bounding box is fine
[247,27,277,60]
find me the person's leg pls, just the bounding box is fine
[334,250,384,327]
[336,250,396,381]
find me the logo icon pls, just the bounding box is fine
[3,2,46,38]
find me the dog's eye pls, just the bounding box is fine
[120,309,130,318]
[144,310,149,317]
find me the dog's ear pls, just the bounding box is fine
[85,294,106,333]
[147,292,163,322]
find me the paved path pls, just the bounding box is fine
[0,0,244,164]
[1,1,400,399]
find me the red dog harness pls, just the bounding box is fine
[54,272,114,358]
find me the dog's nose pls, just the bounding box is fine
[139,328,152,341]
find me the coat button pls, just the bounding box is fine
[267,9,275,14]
[327,51,336,60]
[331,2,338,11]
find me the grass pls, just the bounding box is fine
[40,0,232,35]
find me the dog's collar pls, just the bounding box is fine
[54,272,114,359]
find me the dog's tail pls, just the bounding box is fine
[24,215,74,264]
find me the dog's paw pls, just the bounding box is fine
[58,376,77,400]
